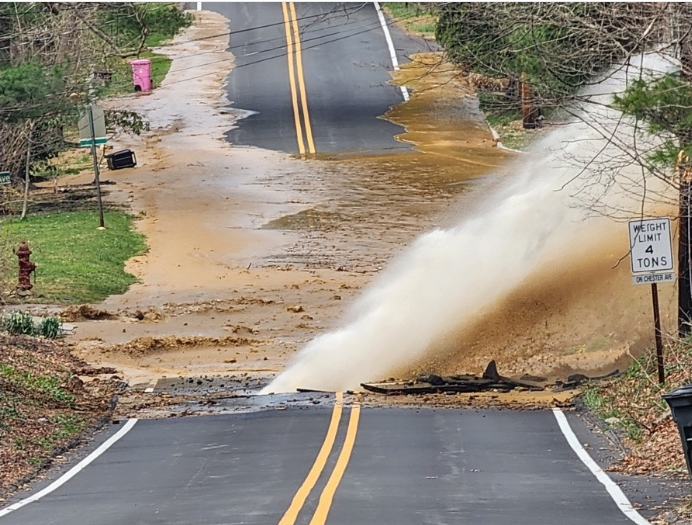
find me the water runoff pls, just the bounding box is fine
[263,53,680,394]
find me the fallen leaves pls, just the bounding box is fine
[0,334,120,498]
[586,339,692,477]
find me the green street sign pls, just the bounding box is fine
[79,137,108,147]
[78,104,107,148]
[0,172,10,184]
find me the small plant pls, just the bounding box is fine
[1,311,62,338]
[2,311,35,335]
[37,316,61,339]
[52,413,87,439]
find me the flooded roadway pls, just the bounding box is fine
[3,10,680,525]
[60,7,663,396]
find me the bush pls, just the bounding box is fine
[37,317,61,339]
[1,312,62,339]
[2,312,35,336]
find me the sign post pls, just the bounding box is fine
[86,104,105,228]
[629,217,675,384]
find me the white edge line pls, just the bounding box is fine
[144,378,158,394]
[552,409,651,525]
[373,2,409,102]
[0,419,138,517]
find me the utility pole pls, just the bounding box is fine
[679,151,692,336]
[87,103,105,229]
[678,13,692,336]
[520,72,540,130]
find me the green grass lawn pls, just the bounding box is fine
[145,50,172,88]
[97,24,179,98]
[1,211,147,304]
[382,3,438,37]
[97,50,172,98]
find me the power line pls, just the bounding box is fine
[1,4,428,112]
[109,7,374,68]
[1,3,368,54]
[95,5,426,93]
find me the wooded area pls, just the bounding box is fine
[435,2,692,332]
[436,2,692,168]
[0,2,191,187]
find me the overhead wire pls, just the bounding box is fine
[1,4,427,113]
[114,7,375,69]
[2,3,390,103]
[1,3,367,53]
[96,5,426,93]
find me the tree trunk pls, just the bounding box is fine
[678,25,692,335]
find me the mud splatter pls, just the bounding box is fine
[106,336,266,357]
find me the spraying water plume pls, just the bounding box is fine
[262,53,679,394]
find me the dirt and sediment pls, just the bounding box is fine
[30,11,674,402]
[3,12,690,513]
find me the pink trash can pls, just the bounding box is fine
[130,59,152,92]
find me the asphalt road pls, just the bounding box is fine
[207,2,425,155]
[1,400,654,525]
[0,5,672,524]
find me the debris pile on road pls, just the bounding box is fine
[361,360,617,395]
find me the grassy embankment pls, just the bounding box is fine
[582,338,692,475]
[382,3,437,37]
[97,44,173,99]
[0,333,119,496]
[583,340,689,440]
[98,4,192,99]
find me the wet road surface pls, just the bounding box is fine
[208,2,426,154]
[1,6,671,525]
[1,399,653,525]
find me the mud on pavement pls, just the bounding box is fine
[53,10,499,394]
[48,10,661,407]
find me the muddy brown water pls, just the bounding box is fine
[49,12,667,395]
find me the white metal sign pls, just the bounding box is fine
[628,218,675,285]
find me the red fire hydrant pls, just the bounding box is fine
[15,241,36,291]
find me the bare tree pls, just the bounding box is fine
[436,2,692,331]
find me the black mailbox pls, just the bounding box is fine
[106,149,137,170]
[663,384,692,477]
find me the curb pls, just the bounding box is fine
[487,123,525,154]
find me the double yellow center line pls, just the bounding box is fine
[281,2,316,156]
[278,392,361,525]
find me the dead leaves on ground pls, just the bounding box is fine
[0,334,120,497]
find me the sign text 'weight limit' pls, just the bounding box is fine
[628,218,674,273]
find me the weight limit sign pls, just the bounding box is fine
[628,217,675,285]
